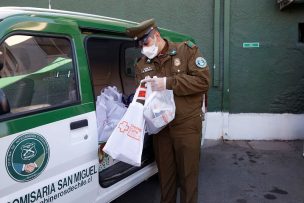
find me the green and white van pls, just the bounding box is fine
[0,7,205,203]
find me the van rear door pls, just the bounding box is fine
[0,16,99,203]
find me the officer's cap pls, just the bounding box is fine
[126,19,157,43]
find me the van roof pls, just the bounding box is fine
[0,7,192,41]
[0,7,137,31]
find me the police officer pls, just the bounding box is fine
[126,19,210,203]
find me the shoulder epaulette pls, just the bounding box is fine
[185,40,196,48]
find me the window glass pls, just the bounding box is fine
[0,35,78,115]
[124,47,142,77]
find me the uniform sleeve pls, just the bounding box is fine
[166,46,210,96]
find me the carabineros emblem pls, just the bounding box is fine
[5,133,50,182]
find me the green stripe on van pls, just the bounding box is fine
[0,102,94,138]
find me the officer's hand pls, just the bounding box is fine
[142,76,166,91]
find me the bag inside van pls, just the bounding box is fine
[85,36,154,188]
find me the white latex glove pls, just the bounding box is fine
[142,76,167,91]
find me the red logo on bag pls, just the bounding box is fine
[118,121,142,141]
[118,121,129,133]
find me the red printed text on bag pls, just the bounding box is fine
[118,121,142,141]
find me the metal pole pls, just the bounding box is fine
[223,0,230,112]
[213,0,221,88]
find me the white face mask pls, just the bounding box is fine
[141,36,158,59]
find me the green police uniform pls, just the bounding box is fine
[127,19,210,203]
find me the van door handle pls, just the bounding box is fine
[70,119,88,130]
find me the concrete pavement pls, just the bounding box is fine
[112,140,304,203]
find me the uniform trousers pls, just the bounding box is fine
[153,115,202,203]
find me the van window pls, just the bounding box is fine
[124,47,142,77]
[0,34,78,116]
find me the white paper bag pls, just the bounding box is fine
[103,85,146,166]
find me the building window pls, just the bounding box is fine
[299,23,304,43]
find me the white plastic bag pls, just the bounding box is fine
[96,86,127,142]
[143,82,175,135]
[103,84,146,166]
[103,86,122,104]
[96,94,107,140]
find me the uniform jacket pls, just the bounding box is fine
[135,40,210,126]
